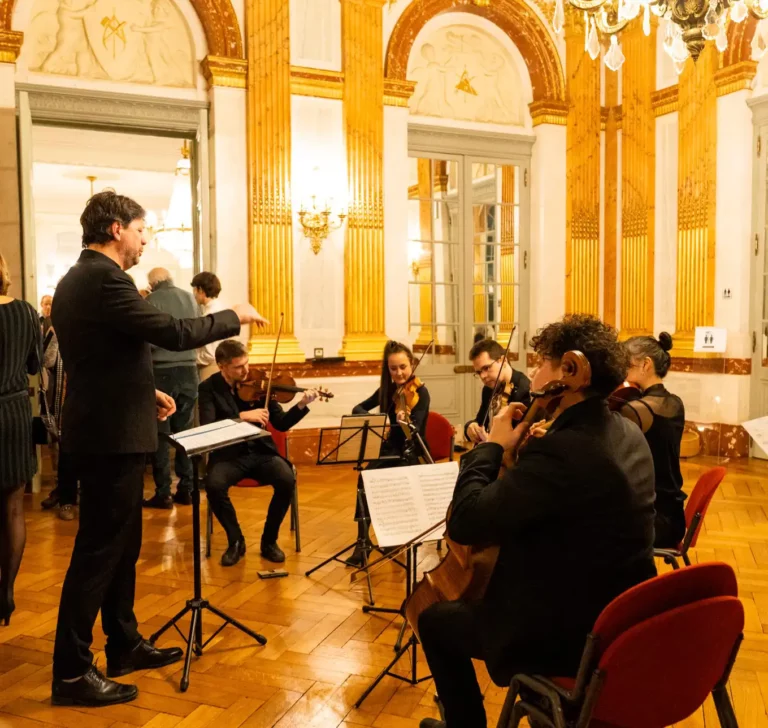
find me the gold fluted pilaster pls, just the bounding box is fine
[340,0,389,360]
[565,12,601,315]
[675,46,717,354]
[620,23,656,337]
[603,72,619,327]
[415,159,433,345]
[246,0,304,361]
[500,166,516,332]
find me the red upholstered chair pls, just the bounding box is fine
[425,411,455,462]
[497,562,744,728]
[655,466,727,569]
[205,422,300,558]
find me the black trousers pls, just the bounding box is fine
[53,453,145,680]
[206,451,295,546]
[56,451,78,506]
[151,366,198,498]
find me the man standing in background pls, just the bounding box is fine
[143,267,199,509]
[192,271,228,381]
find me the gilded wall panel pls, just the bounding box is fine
[565,12,600,316]
[620,24,656,337]
[676,45,717,351]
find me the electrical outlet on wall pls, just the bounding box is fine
[722,288,732,299]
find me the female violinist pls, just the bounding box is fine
[619,332,686,549]
[415,315,656,728]
[347,340,431,567]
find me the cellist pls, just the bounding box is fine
[417,315,657,728]
[347,340,431,566]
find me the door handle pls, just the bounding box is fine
[753,331,757,354]
[523,332,528,349]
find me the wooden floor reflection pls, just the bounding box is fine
[0,455,767,727]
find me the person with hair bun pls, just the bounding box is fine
[347,341,431,566]
[621,332,686,549]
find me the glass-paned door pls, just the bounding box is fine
[407,152,529,425]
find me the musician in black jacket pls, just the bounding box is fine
[418,315,657,728]
[50,191,266,708]
[199,339,319,566]
[464,338,531,444]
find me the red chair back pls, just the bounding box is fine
[425,411,454,461]
[237,423,287,487]
[591,596,744,727]
[683,466,726,548]
[592,562,737,656]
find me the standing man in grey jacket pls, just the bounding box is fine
[143,268,200,508]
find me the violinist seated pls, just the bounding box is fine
[417,315,656,728]
[619,332,687,549]
[464,338,531,445]
[198,339,319,566]
[347,340,431,567]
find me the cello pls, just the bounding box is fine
[402,350,593,641]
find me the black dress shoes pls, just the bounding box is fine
[173,490,192,506]
[52,664,138,707]
[221,538,246,566]
[106,639,183,678]
[419,719,446,728]
[260,541,285,563]
[142,494,173,509]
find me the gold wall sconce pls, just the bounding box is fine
[297,196,346,254]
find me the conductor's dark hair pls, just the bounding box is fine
[379,340,415,412]
[80,190,146,247]
[469,338,505,362]
[530,314,630,399]
[191,271,222,299]
[215,339,248,365]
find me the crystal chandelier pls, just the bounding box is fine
[154,141,194,269]
[551,0,768,72]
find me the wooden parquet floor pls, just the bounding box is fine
[0,455,767,727]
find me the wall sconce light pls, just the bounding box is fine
[408,241,425,280]
[297,195,346,254]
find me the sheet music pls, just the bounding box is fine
[362,461,459,548]
[171,419,268,454]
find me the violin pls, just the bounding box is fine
[237,369,333,404]
[482,326,517,432]
[607,381,642,412]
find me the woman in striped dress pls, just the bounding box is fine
[0,253,42,625]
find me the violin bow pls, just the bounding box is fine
[263,313,284,408]
[481,324,517,433]
[408,339,434,381]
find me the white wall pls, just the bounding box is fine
[290,0,342,71]
[715,90,753,359]
[529,123,566,332]
[209,85,248,309]
[290,94,346,357]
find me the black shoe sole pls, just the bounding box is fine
[106,651,183,678]
[52,690,138,707]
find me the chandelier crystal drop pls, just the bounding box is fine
[550,0,768,72]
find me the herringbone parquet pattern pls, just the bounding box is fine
[0,455,766,727]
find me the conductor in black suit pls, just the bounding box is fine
[417,315,657,728]
[50,191,267,708]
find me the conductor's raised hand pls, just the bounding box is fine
[155,390,176,421]
[487,402,529,454]
[232,303,269,329]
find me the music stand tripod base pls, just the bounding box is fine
[150,439,268,692]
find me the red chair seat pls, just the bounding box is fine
[551,677,575,691]
[236,478,261,488]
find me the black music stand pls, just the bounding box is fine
[149,420,269,692]
[354,538,433,707]
[304,420,400,605]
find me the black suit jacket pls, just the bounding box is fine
[464,368,531,438]
[51,250,240,454]
[198,372,308,463]
[448,396,656,684]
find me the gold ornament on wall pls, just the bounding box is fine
[298,196,347,255]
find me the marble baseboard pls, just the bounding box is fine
[688,422,750,459]
[670,358,751,375]
[250,361,380,378]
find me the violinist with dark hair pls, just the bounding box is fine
[417,315,656,728]
[465,338,531,444]
[347,340,431,566]
[198,339,320,566]
[620,332,686,549]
